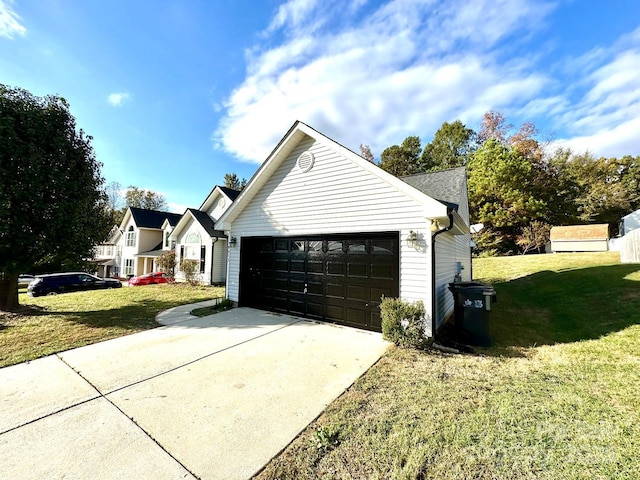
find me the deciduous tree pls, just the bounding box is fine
[420,120,476,171]
[124,186,167,211]
[0,85,111,309]
[359,144,375,163]
[467,139,547,253]
[379,136,422,176]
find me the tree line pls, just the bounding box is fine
[369,111,639,255]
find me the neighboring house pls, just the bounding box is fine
[620,209,640,236]
[119,207,182,278]
[614,209,640,261]
[94,225,122,278]
[550,224,609,252]
[172,186,239,285]
[215,121,471,338]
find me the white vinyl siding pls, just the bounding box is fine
[226,136,439,326]
[208,197,230,221]
[173,217,228,285]
[211,240,227,284]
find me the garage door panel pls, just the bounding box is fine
[347,263,368,277]
[371,263,395,279]
[347,285,367,301]
[327,262,345,275]
[346,308,366,327]
[240,234,399,331]
[326,304,345,322]
[308,260,323,273]
[326,282,344,298]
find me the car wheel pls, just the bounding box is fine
[46,290,58,296]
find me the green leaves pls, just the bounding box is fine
[0,85,110,308]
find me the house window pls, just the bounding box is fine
[164,231,170,248]
[125,226,136,247]
[124,259,134,276]
[200,245,206,273]
[184,231,201,260]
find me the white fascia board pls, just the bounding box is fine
[199,186,224,212]
[119,208,133,231]
[171,210,197,239]
[216,122,304,231]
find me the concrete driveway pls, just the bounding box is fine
[0,307,389,480]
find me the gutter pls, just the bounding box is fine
[430,209,455,341]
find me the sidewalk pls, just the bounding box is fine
[155,297,224,325]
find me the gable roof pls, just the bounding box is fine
[172,208,226,240]
[218,186,241,201]
[216,121,453,231]
[198,185,241,211]
[400,167,467,211]
[188,208,225,237]
[622,209,640,220]
[129,207,182,229]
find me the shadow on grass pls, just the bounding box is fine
[481,263,640,355]
[2,299,189,331]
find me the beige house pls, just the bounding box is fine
[119,207,182,278]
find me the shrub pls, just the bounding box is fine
[157,250,176,276]
[179,259,200,285]
[380,297,428,349]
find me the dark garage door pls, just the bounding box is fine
[240,233,399,331]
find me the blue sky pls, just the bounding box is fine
[2,0,639,213]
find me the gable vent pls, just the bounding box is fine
[297,151,315,173]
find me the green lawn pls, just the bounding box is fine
[0,284,224,367]
[256,252,640,480]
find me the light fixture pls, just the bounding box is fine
[229,236,237,247]
[407,230,418,248]
[430,219,440,232]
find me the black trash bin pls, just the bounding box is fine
[448,281,496,347]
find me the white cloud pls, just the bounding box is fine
[215,0,638,163]
[107,92,131,107]
[551,26,640,156]
[0,0,26,39]
[265,0,321,35]
[215,0,554,163]
[553,117,640,159]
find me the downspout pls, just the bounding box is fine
[430,209,454,341]
[211,237,218,285]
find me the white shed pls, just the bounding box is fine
[215,121,471,338]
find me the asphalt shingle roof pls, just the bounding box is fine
[400,167,467,211]
[130,207,182,229]
[218,186,241,201]
[188,209,225,238]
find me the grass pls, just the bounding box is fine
[255,252,640,480]
[190,298,234,317]
[0,283,224,367]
